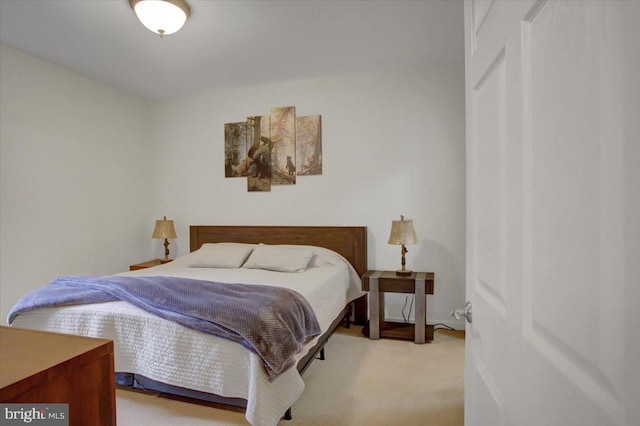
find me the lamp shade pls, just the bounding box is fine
[388,216,417,245]
[152,216,177,239]
[130,0,191,37]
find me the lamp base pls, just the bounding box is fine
[395,269,413,277]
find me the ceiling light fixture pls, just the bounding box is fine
[129,0,191,38]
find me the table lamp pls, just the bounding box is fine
[388,215,417,276]
[152,216,177,262]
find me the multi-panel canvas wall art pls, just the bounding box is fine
[224,106,322,192]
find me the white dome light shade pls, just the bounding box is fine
[130,0,191,37]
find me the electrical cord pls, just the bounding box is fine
[400,298,456,331]
[433,323,456,331]
[401,295,415,323]
[402,296,409,323]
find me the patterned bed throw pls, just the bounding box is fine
[8,275,321,380]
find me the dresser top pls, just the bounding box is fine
[0,326,113,391]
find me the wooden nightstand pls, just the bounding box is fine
[362,270,435,343]
[129,258,171,271]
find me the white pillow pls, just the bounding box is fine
[242,244,315,273]
[189,243,254,269]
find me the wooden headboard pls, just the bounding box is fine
[189,225,367,277]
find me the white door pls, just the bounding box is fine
[464,1,640,425]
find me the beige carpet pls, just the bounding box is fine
[116,326,465,425]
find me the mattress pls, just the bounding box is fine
[10,245,363,426]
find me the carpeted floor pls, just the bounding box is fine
[116,326,465,425]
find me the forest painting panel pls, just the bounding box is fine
[246,115,271,192]
[270,106,296,185]
[224,122,248,177]
[296,115,322,175]
[224,106,322,192]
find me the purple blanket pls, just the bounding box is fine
[8,275,321,380]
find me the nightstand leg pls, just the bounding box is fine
[369,271,382,340]
[415,272,426,344]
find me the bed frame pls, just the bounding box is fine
[118,225,368,420]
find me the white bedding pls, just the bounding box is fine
[11,245,363,426]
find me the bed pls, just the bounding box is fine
[9,225,368,426]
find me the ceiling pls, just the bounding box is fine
[0,0,464,101]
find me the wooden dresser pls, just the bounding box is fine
[0,326,116,426]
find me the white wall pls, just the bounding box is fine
[0,44,153,322]
[0,43,466,328]
[149,66,467,327]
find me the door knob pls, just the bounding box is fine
[451,301,472,323]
